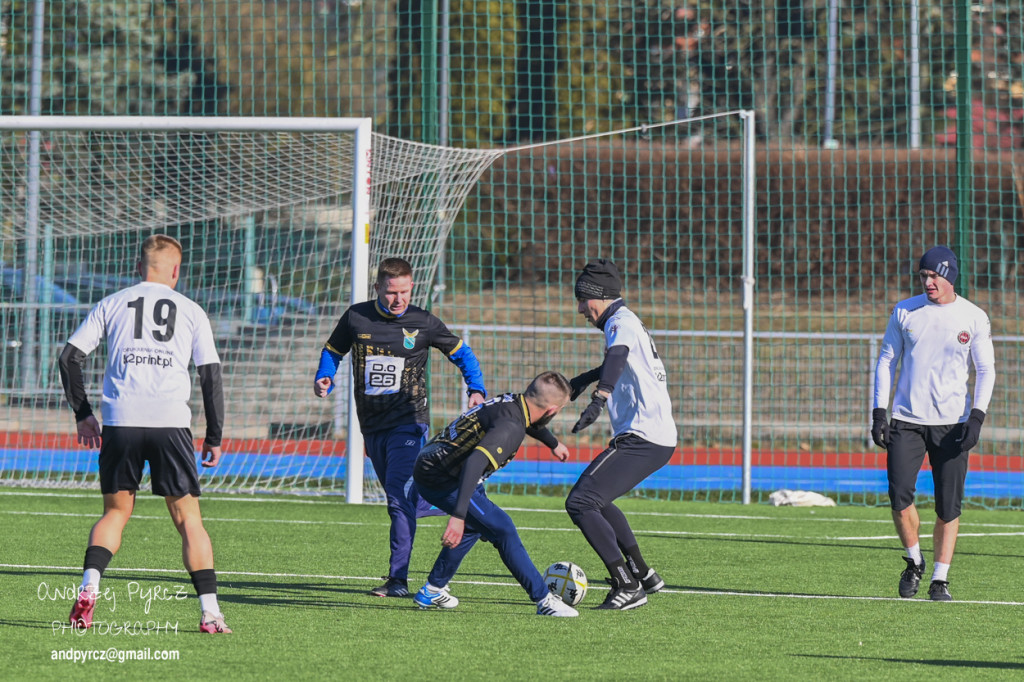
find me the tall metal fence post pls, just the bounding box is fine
[955,0,973,296]
[741,110,756,504]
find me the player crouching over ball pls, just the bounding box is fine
[411,371,579,616]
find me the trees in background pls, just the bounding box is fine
[0,0,1021,149]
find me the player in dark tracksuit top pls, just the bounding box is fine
[410,371,579,617]
[313,258,487,598]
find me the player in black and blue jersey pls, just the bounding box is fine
[411,370,579,616]
[313,257,487,598]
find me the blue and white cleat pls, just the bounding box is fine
[414,584,459,609]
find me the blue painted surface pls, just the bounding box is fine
[2,449,1021,499]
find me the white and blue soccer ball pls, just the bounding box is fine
[543,561,588,606]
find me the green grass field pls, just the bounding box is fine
[3,487,1024,681]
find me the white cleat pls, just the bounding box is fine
[536,592,579,617]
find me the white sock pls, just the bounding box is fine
[198,593,221,615]
[932,562,950,582]
[905,544,923,565]
[81,569,101,593]
[425,583,444,594]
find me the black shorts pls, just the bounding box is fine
[886,419,968,521]
[99,426,201,497]
[566,433,674,512]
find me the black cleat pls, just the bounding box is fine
[638,568,664,594]
[369,576,410,598]
[596,578,648,611]
[928,580,952,602]
[898,557,925,598]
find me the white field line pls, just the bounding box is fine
[0,510,383,526]
[3,490,1024,530]
[7,510,1024,543]
[6,562,1024,607]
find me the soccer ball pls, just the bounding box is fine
[543,561,588,606]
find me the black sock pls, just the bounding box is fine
[83,545,113,573]
[623,545,650,578]
[606,559,639,589]
[189,569,218,596]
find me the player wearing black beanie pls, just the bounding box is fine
[565,258,677,610]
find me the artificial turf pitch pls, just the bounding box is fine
[2,487,1023,680]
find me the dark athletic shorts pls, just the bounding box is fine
[99,426,201,497]
[886,419,968,521]
[566,433,674,511]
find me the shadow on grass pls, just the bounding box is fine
[793,653,1024,670]
[0,618,55,631]
[216,578,473,612]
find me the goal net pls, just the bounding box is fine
[0,112,759,502]
[0,117,502,499]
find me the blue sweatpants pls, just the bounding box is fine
[415,481,548,602]
[364,424,439,581]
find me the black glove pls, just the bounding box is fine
[572,392,607,433]
[870,408,889,449]
[957,408,986,452]
[568,370,598,401]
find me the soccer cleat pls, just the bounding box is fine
[370,576,410,598]
[413,584,459,609]
[898,557,925,598]
[199,611,232,634]
[928,580,953,602]
[536,592,579,617]
[638,568,665,594]
[69,589,97,629]
[596,578,648,611]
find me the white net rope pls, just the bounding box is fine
[0,126,503,495]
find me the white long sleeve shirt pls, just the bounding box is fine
[873,293,996,425]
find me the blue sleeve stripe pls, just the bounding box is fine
[316,347,343,384]
[448,344,486,396]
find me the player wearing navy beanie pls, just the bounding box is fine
[919,245,959,285]
[871,245,995,602]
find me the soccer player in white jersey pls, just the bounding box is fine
[872,245,996,602]
[565,259,678,610]
[58,235,231,633]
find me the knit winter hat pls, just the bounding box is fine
[919,245,958,284]
[574,259,622,300]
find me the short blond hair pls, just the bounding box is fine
[139,234,183,266]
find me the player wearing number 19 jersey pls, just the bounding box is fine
[58,234,230,634]
[314,257,487,597]
[566,259,677,611]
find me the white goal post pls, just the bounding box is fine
[2,116,373,501]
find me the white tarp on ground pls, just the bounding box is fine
[768,489,837,507]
